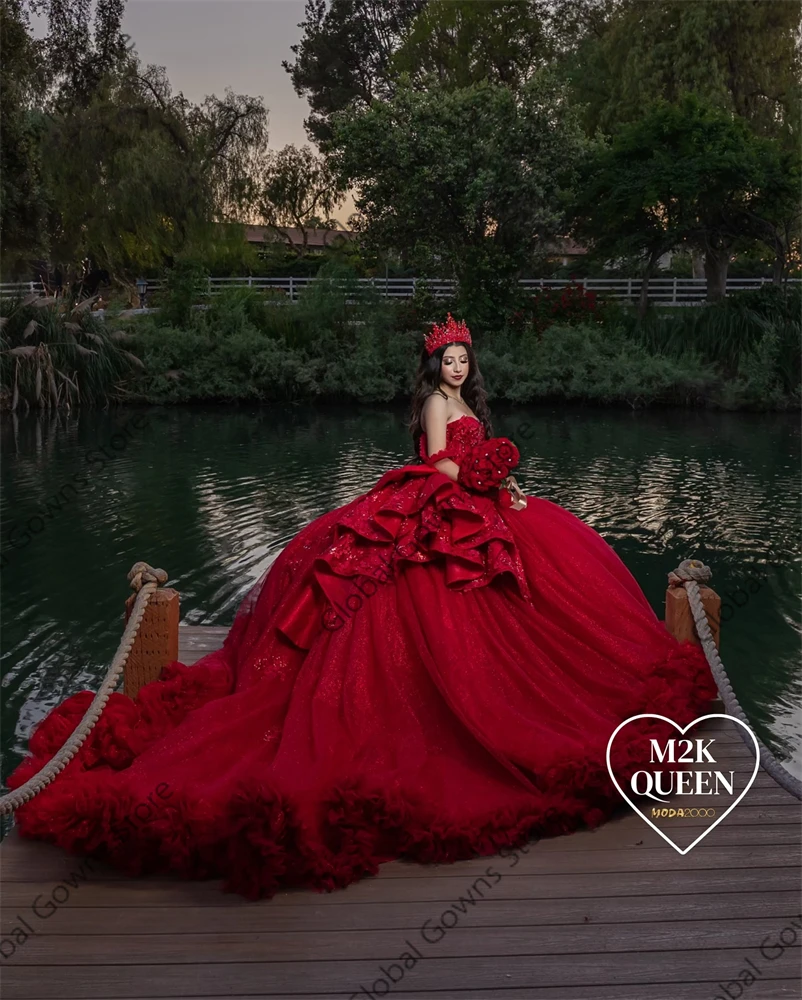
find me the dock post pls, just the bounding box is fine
[123,586,180,699]
[665,583,721,650]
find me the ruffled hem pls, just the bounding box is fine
[275,462,529,649]
[10,640,717,901]
[8,658,233,786]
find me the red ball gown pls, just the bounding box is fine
[9,415,716,899]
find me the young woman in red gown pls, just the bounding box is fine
[8,315,717,899]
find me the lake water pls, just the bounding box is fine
[2,403,800,785]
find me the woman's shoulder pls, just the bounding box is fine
[421,390,448,432]
[422,389,449,411]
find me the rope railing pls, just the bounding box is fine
[668,558,802,801]
[0,562,169,816]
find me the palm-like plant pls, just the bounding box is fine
[0,292,144,411]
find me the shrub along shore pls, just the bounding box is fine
[1,270,799,412]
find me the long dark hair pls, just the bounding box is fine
[408,341,492,454]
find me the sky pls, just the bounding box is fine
[35,0,356,222]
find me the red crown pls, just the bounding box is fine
[424,314,472,356]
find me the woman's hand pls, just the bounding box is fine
[501,475,528,510]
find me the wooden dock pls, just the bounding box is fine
[2,625,800,1000]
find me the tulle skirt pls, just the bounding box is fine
[9,477,716,899]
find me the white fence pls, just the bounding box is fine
[178,275,797,305]
[1,275,797,308]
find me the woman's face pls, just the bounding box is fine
[440,344,469,389]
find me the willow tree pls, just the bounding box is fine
[34,59,268,288]
[257,144,346,253]
[22,0,131,110]
[0,0,50,276]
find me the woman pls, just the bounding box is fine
[8,315,716,900]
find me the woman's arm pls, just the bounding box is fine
[421,393,461,482]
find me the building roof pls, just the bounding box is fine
[542,236,589,256]
[244,225,355,249]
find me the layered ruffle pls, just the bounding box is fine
[275,462,530,650]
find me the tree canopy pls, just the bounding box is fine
[283,0,425,143]
[563,0,801,144]
[3,0,800,295]
[571,93,801,308]
[391,0,554,89]
[330,71,587,323]
[1,0,270,283]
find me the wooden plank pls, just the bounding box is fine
[3,890,796,936]
[3,948,801,998]
[749,772,799,790]
[1,839,802,888]
[178,626,228,643]
[29,988,801,1000]
[7,916,802,965]
[1,866,796,908]
[1,843,797,889]
[4,813,798,884]
[177,626,228,664]
[737,785,799,805]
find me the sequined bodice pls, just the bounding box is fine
[419,415,485,463]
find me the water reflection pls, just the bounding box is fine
[2,404,799,779]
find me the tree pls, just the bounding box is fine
[570,94,797,311]
[329,72,587,326]
[732,142,801,285]
[0,0,50,276]
[37,59,269,285]
[19,0,131,110]
[283,0,425,143]
[1,0,271,284]
[257,145,346,253]
[391,0,554,89]
[562,0,801,145]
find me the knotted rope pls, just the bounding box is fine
[0,562,168,816]
[669,559,801,801]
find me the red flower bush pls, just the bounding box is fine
[508,280,602,336]
[458,438,520,493]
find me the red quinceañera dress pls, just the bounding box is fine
[9,416,716,898]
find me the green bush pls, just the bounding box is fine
[154,259,210,328]
[620,285,800,396]
[126,264,421,404]
[480,323,715,407]
[83,265,800,412]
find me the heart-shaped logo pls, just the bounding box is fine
[606,713,760,855]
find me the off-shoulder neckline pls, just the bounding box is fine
[421,414,482,439]
[446,414,481,427]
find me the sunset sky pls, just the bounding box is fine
[36,1,357,220]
